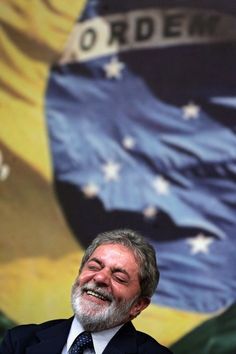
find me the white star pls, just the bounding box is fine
[182,102,200,120]
[0,151,10,181]
[122,136,136,150]
[152,176,170,195]
[82,183,99,198]
[186,233,214,255]
[103,57,125,79]
[143,206,158,219]
[102,161,121,181]
[0,164,10,181]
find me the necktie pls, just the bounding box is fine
[69,331,94,354]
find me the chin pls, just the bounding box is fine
[71,283,133,331]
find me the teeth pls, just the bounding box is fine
[86,290,107,301]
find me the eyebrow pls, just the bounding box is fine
[87,257,103,266]
[113,267,130,280]
[88,257,103,264]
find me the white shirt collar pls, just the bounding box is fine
[66,317,123,354]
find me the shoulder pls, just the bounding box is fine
[0,318,69,354]
[135,329,173,354]
[117,322,173,354]
[6,318,67,337]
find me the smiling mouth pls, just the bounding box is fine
[84,289,112,302]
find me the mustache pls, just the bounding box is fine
[75,282,114,302]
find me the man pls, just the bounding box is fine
[0,229,173,354]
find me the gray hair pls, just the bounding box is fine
[79,229,159,299]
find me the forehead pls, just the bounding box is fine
[89,243,139,269]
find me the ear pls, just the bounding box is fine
[129,297,150,319]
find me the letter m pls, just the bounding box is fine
[189,14,221,36]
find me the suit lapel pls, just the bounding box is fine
[26,318,73,354]
[102,322,137,354]
[24,318,137,354]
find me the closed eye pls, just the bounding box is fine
[86,258,103,271]
[112,269,129,284]
[88,264,100,271]
[113,276,128,284]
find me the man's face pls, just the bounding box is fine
[71,243,149,331]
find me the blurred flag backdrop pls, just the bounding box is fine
[1,0,236,352]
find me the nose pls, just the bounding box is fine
[93,268,110,287]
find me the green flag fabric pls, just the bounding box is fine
[171,303,236,354]
[0,311,16,342]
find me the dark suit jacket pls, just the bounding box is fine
[0,317,173,354]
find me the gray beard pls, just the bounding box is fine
[71,283,137,332]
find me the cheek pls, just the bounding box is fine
[114,284,140,302]
[77,272,93,286]
[110,284,130,302]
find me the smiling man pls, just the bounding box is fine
[0,229,173,354]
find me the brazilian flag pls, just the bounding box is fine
[171,304,236,354]
[1,1,236,353]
